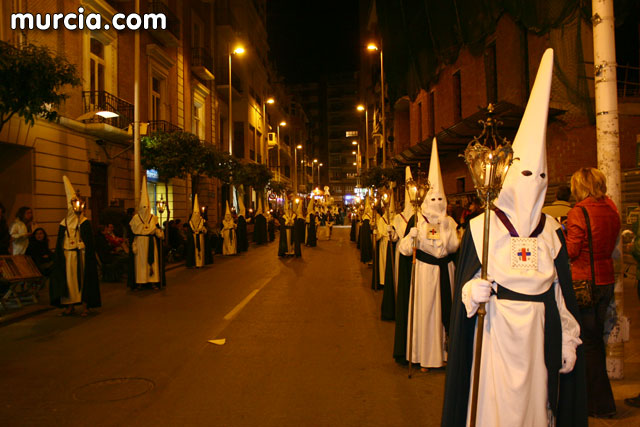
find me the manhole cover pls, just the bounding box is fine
[73,377,155,402]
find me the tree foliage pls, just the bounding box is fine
[0,41,81,133]
[267,180,289,196]
[234,162,273,191]
[360,166,404,189]
[141,131,204,181]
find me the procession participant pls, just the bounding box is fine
[185,194,210,268]
[127,176,165,290]
[392,167,418,363]
[442,49,586,427]
[222,201,237,255]
[350,204,358,242]
[356,205,363,249]
[236,187,249,252]
[278,203,297,257]
[379,192,396,320]
[327,205,336,240]
[305,198,318,247]
[267,206,276,242]
[50,176,100,316]
[253,198,268,245]
[294,199,306,249]
[360,196,373,263]
[398,138,459,369]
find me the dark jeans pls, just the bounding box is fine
[579,283,616,416]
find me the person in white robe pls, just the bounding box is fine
[222,201,237,255]
[391,167,414,291]
[442,49,584,427]
[398,138,459,369]
[129,176,164,290]
[187,194,207,268]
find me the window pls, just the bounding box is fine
[151,77,162,121]
[90,38,105,94]
[453,71,462,122]
[484,42,497,104]
[193,102,204,138]
[249,125,256,160]
[428,91,435,137]
[456,177,465,193]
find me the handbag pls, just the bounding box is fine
[572,206,596,308]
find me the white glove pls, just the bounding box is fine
[461,278,492,317]
[559,345,577,374]
[408,227,418,238]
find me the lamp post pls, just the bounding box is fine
[277,121,287,181]
[318,163,323,187]
[312,159,318,187]
[357,104,369,169]
[228,45,245,155]
[263,97,275,165]
[294,145,302,194]
[134,0,141,206]
[367,43,386,167]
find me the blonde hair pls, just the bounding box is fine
[570,167,607,201]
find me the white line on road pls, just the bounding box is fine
[223,276,274,321]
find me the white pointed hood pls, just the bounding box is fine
[256,197,264,215]
[403,166,414,217]
[296,199,304,217]
[61,175,84,228]
[422,138,447,221]
[494,48,554,237]
[363,196,373,220]
[388,189,396,220]
[138,175,151,222]
[224,201,233,222]
[237,186,246,217]
[190,194,203,230]
[307,197,315,214]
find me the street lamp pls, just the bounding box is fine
[156,195,166,229]
[277,121,287,181]
[228,44,245,155]
[294,144,302,194]
[263,97,275,166]
[367,42,386,167]
[312,159,318,187]
[356,104,369,169]
[318,163,323,186]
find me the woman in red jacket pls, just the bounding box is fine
[566,167,620,418]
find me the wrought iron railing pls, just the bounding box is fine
[192,47,214,73]
[82,91,133,129]
[148,2,180,40]
[148,120,182,134]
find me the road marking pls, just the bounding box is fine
[223,276,274,321]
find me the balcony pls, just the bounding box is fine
[148,120,182,134]
[192,47,214,81]
[82,91,134,130]
[148,2,180,47]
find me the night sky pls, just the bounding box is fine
[266,0,361,83]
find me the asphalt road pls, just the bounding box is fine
[0,227,444,426]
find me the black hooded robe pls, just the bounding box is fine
[126,225,166,289]
[237,216,248,252]
[50,221,101,308]
[185,224,212,268]
[294,218,305,257]
[268,217,276,242]
[441,228,587,427]
[359,219,373,263]
[393,215,416,363]
[253,214,267,245]
[350,217,357,242]
[306,214,317,247]
[380,241,396,320]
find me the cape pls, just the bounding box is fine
[350,218,357,242]
[278,219,292,257]
[393,214,416,363]
[441,228,587,427]
[237,216,248,252]
[295,217,306,252]
[268,218,276,242]
[253,214,267,245]
[50,221,101,308]
[185,224,212,267]
[360,219,373,263]
[306,214,317,247]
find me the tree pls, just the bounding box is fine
[360,166,404,189]
[267,180,289,196]
[234,163,273,192]
[0,41,80,134]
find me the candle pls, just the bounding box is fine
[484,163,491,186]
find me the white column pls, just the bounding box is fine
[593,0,624,379]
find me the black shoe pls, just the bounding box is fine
[625,394,640,408]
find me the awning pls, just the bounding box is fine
[391,101,564,166]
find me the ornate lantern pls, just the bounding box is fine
[71,191,85,215]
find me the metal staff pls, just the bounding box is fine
[461,105,514,426]
[405,174,429,378]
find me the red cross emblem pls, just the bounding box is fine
[429,228,438,236]
[518,248,531,261]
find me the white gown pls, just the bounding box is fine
[463,212,581,427]
[61,218,87,305]
[131,214,164,284]
[222,219,237,255]
[190,219,206,267]
[399,214,459,368]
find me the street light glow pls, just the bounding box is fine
[357,105,365,111]
[352,151,356,155]
[266,98,275,104]
[352,141,357,145]
[367,43,379,51]
[296,145,302,149]
[96,110,120,119]
[280,121,287,127]
[353,162,357,166]
[313,159,318,163]
[233,46,245,55]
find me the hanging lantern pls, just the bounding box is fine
[71,191,85,215]
[156,195,166,214]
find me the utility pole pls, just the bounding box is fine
[133,0,141,206]
[592,0,624,379]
